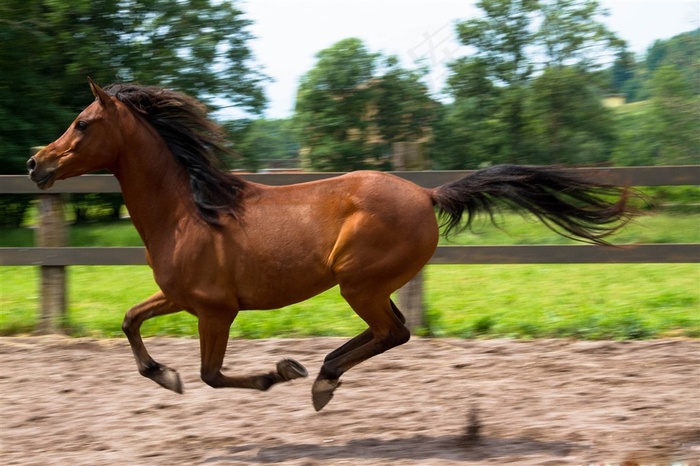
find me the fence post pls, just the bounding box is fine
[392,142,426,333]
[31,147,68,334]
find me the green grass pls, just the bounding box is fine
[439,210,700,245]
[1,263,697,339]
[423,264,699,339]
[0,219,143,247]
[1,211,698,339]
[612,99,651,116]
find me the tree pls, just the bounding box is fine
[374,57,436,147]
[608,49,641,99]
[230,119,300,171]
[295,39,436,171]
[429,100,503,169]
[610,30,699,167]
[648,65,699,165]
[1,0,266,173]
[525,66,616,164]
[537,0,624,70]
[444,0,623,167]
[0,0,266,225]
[611,108,659,167]
[646,29,700,96]
[453,0,539,160]
[295,38,378,171]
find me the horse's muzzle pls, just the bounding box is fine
[27,156,57,190]
[26,156,37,174]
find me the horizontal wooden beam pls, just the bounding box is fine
[429,244,700,264]
[2,244,698,266]
[0,247,148,266]
[2,166,698,193]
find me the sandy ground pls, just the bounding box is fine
[1,336,698,465]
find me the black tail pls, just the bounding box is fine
[431,164,638,245]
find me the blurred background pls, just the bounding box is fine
[2,1,698,188]
[0,1,698,338]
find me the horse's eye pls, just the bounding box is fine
[76,120,88,131]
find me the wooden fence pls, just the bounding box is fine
[1,166,699,333]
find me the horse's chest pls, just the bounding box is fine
[149,248,239,311]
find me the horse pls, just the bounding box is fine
[27,79,635,411]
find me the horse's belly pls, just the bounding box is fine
[235,271,336,310]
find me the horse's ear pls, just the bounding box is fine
[87,77,113,108]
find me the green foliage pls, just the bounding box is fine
[452,0,539,162]
[610,103,659,166]
[648,66,700,165]
[525,66,616,165]
[612,29,700,165]
[608,28,699,103]
[295,38,436,171]
[537,0,624,69]
[608,49,642,98]
[646,29,700,96]
[436,1,697,170]
[611,63,699,167]
[434,0,624,168]
[429,99,502,169]
[69,194,124,224]
[374,57,436,145]
[0,195,34,228]
[0,0,266,176]
[0,0,267,224]
[295,38,378,171]
[226,118,299,171]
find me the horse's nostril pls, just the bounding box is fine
[26,157,37,173]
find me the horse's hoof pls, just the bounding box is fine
[312,378,341,412]
[277,359,309,381]
[154,366,184,394]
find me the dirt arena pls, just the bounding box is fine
[1,336,698,465]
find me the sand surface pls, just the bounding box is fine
[1,336,698,465]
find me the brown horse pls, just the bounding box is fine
[28,79,634,411]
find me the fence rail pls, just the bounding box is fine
[1,165,699,194]
[2,243,699,266]
[1,166,698,333]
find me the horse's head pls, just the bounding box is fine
[27,78,125,189]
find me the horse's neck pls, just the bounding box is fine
[112,134,197,249]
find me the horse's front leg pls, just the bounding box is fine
[197,311,308,391]
[122,291,184,393]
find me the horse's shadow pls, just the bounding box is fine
[203,433,574,463]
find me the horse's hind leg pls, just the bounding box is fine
[122,291,184,393]
[312,296,410,411]
[197,311,308,391]
[322,299,405,363]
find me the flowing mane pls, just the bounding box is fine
[105,83,247,225]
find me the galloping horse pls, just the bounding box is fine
[28,79,635,411]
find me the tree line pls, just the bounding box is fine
[1,0,698,225]
[239,2,699,172]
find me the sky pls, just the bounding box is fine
[238,0,699,119]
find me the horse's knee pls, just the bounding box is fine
[121,306,144,336]
[121,315,135,337]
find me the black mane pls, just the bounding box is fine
[106,83,247,225]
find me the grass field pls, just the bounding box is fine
[1,210,698,339]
